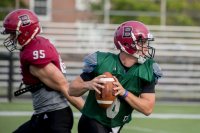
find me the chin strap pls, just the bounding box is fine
[132,53,146,64]
[117,41,146,64]
[14,21,22,50]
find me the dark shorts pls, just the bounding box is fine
[78,114,122,133]
[13,107,73,133]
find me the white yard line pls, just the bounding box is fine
[124,126,179,133]
[132,113,200,119]
[0,111,32,116]
[0,111,200,119]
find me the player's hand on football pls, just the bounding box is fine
[113,76,126,96]
[88,75,106,94]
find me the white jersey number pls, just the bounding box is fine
[106,98,120,118]
[33,50,45,59]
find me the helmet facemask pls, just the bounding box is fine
[134,34,155,60]
[118,32,155,64]
[1,29,22,52]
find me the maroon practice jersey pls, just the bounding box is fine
[20,36,65,85]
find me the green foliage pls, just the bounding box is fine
[0,2,13,20]
[166,0,200,25]
[0,0,27,7]
[168,14,196,26]
[0,0,15,7]
[0,0,28,20]
[111,0,160,11]
[90,0,200,26]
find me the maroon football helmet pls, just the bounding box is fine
[114,21,155,63]
[1,9,41,52]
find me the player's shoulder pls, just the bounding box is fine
[152,62,163,80]
[83,51,113,60]
[96,51,115,56]
[35,36,53,47]
[145,59,163,80]
[20,36,56,61]
[96,51,117,60]
[24,36,48,47]
[82,51,113,72]
[140,59,162,80]
[145,59,162,73]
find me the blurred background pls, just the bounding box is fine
[0,0,200,133]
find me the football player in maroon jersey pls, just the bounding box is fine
[1,9,84,133]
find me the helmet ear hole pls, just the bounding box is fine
[137,35,144,42]
[123,43,129,47]
[131,43,136,48]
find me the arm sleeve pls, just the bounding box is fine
[80,72,95,81]
[141,62,162,93]
[80,52,97,81]
[141,80,155,93]
[82,52,97,73]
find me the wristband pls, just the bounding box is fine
[122,90,128,99]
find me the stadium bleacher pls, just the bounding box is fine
[0,22,200,101]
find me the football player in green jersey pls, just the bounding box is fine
[69,21,163,133]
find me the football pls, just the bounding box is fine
[95,72,116,109]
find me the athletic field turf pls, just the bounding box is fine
[0,101,199,133]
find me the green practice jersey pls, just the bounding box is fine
[81,51,156,127]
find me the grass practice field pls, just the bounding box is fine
[0,101,199,133]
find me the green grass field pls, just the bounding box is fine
[0,101,200,133]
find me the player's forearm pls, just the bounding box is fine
[69,78,90,96]
[63,91,85,111]
[124,92,155,116]
[30,64,85,110]
[44,80,85,111]
[46,78,85,110]
[40,74,85,109]
[38,70,85,110]
[69,83,89,96]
